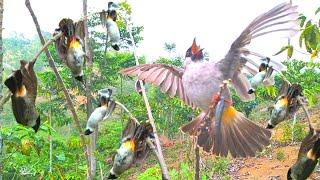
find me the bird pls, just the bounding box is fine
[85,89,116,135]
[266,80,304,129]
[248,57,275,94]
[135,80,146,96]
[54,18,85,82]
[4,60,40,132]
[97,88,113,107]
[119,2,298,157]
[287,117,320,179]
[108,118,153,179]
[101,2,121,51]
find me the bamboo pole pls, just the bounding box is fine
[24,0,92,179]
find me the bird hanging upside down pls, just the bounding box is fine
[120,2,298,157]
[4,60,40,132]
[108,118,153,179]
[85,88,116,135]
[54,18,86,82]
[267,80,304,129]
[248,57,275,94]
[287,118,320,179]
[101,2,121,51]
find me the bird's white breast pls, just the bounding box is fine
[182,61,223,110]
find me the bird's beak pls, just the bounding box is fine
[69,37,80,49]
[84,129,93,135]
[266,123,275,129]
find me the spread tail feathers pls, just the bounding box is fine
[183,106,271,157]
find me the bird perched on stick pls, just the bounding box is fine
[85,88,116,135]
[287,114,320,179]
[4,60,40,132]
[54,18,86,82]
[120,3,298,157]
[108,118,153,179]
[266,80,304,129]
[248,57,275,94]
[101,2,121,51]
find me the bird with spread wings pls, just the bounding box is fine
[120,3,299,157]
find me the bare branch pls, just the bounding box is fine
[0,90,10,111]
[31,32,63,63]
[25,0,91,178]
[124,16,170,180]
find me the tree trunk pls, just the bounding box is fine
[0,0,4,179]
[82,0,96,178]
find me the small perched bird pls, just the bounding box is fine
[108,118,153,179]
[54,18,85,82]
[267,80,304,129]
[4,60,40,132]
[120,3,298,157]
[287,118,320,179]
[101,2,120,51]
[97,88,113,107]
[135,80,146,96]
[85,89,116,135]
[248,57,275,94]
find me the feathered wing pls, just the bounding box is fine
[217,2,298,100]
[119,64,194,107]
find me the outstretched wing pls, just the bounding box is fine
[119,64,194,107]
[218,2,298,80]
[218,3,299,99]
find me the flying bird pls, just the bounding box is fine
[85,88,116,135]
[101,2,121,51]
[267,80,304,129]
[287,116,320,179]
[248,57,275,94]
[4,60,40,132]
[108,118,153,179]
[120,3,298,157]
[54,18,86,82]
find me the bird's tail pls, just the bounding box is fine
[182,106,271,157]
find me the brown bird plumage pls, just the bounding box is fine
[288,118,320,179]
[120,3,298,157]
[108,118,153,179]
[54,18,85,82]
[4,60,40,132]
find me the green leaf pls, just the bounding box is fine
[315,7,320,15]
[298,15,307,27]
[273,46,290,56]
[288,45,293,59]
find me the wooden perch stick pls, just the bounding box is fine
[31,32,63,63]
[25,0,92,179]
[125,19,170,180]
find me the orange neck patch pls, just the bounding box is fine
[69,38,80,49]
[279,98,288,106]
[123,140,135,152]
[15,85,27,97]
[221,106,237,124]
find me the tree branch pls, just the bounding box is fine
[124,17,170,180]
[0,90,10,111]
[31,32,63,63]
[25,0,91,178]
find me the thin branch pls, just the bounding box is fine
[31,32,63,63]
[0,90,11,111]
[24,0,91,178]
[124,17,170,179]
